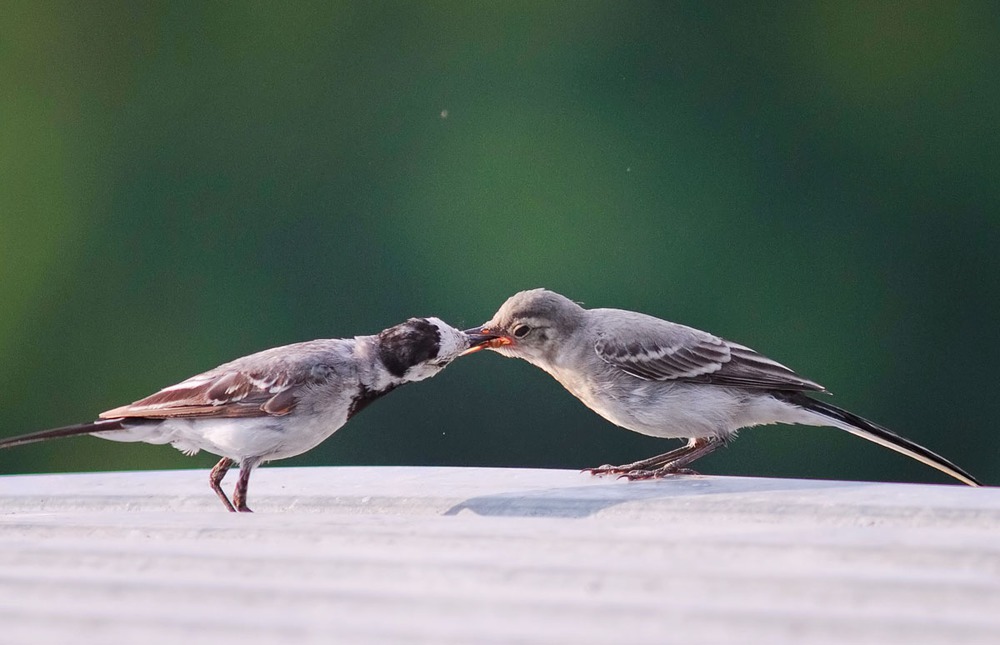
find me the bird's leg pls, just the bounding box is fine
[232,458,259,513]
[209,457,237,512]
[621,437,721,481]
[584,440,704,476]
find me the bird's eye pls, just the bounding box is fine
[512,324,531,339]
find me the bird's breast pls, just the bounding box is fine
[546,366,738,440]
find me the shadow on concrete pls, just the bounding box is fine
[444,474,863,519]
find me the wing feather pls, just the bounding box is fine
[594,320,824,392]
[98,339,351,420]
[99,369,306,419]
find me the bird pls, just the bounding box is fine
[0,318,497,511]
[464,288,981,487]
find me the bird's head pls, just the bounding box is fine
[462,288,586,367]
[378,317,498,382]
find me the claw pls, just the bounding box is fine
[583,464,632,476]
[582,464,621,476]
[614,466,702,481]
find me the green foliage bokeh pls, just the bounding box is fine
[2,1,997,486]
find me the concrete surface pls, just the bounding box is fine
[0,466,997,644]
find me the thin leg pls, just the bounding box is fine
[209,457,236,512]
[232,458,260,513]
[585,437,722,480]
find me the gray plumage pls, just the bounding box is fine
[469,288,980,487]
[1,317,494,511]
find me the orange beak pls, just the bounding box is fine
[461,327,512,355]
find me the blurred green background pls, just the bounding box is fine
[1,1,997,487]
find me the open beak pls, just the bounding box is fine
[461,327,512,355]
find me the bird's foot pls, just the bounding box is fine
[232,493,253,513]
[617,467,700,481]
[583,464,632,477]
[584,459,666,476]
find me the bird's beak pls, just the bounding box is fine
[461,327,512,355]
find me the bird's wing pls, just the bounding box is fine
[99,368,310,419]
[99,341,347,420]
[593,314,824,392]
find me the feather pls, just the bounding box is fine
[595,325,824,392]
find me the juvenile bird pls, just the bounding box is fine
[1,318,496,511]
[466,288,980,486]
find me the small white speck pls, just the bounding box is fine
[440,109,449,119]
[626,166,631,172]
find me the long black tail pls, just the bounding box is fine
[775,391,981,487]
[0,418,126,450]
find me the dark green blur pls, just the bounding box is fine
[2,2,998,486]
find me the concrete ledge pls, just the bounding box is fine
[0,467,997,644]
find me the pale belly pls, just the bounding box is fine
[546,365,812,440]
[93,411,349,462]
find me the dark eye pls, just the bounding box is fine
[512,324,531,338]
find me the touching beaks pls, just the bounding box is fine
[461,327,512,355]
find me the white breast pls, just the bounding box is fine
[94,406,351,462]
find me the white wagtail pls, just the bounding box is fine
[0,318,497,511]
[465,288,981,486]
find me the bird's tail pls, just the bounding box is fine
[774,391,981,487]
[0,418,125,450]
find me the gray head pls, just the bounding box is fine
[378,317,494,382]
[467,289,586,366]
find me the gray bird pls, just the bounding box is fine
[1,318,496,511]
[465,288,980,487]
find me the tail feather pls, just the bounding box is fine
[775,391,981,487]
[0,418,126,450]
